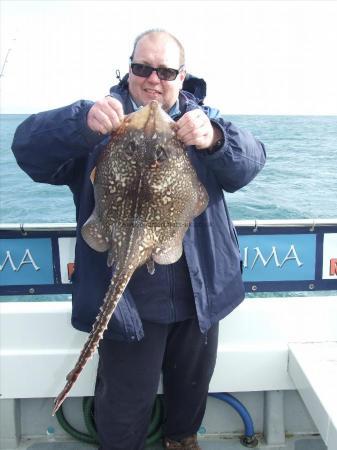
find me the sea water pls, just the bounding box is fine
[1,114,336,224]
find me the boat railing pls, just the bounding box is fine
[1,218,336,295]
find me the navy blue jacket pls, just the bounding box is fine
[12,76,266,342]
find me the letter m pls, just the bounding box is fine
[0,251,17,271]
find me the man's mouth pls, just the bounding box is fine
[144,88,162,96]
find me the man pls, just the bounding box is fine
[12,29,266,450]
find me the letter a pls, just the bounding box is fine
[16,249,40,271]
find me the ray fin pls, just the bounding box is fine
[81,214,110,252]
[107,249,115,267]
[146,258,155,275]
[152,239,183,265]
[90,167,97,185]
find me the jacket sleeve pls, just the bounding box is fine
[11,100,104,185]
[200,106,266,193]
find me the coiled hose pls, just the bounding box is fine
[55,395,164,447]
[56,393,258,447]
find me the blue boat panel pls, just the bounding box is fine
[0,224,336,297]
[0,238,54,286]
[239,234,316,282]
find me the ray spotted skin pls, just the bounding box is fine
[52,101,208,415]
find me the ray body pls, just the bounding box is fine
[52,100,208,415]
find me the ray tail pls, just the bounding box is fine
[52,268,133,415]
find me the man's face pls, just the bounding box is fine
[128,33,186,111]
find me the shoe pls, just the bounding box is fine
[163,434,201,449]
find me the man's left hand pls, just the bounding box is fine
[176,109,222,150]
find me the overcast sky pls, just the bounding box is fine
[1,0,337,115]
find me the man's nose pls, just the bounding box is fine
[147,70,161,82]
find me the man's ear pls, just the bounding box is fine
[178,69,187,89]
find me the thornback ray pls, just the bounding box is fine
[52,100,208,415]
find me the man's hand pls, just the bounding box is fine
[87,97,124,135]
[176,109,222,150]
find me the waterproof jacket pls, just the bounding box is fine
[12,75,266,341]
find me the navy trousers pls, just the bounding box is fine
[94,318,219,450]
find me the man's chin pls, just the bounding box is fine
[143,97,163,106]
[143,98,172,112]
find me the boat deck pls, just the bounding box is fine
[3,435,327,450]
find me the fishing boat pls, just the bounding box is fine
[1,219,336,450]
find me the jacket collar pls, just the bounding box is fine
[109,72,206,117]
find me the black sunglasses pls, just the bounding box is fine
[130,63,184,81]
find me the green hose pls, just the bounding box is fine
[83,397,99,443]
[145,395,165,446]
[55,401,97,445]
[147,394,163,436]
[56,395,165,447]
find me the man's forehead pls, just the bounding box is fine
[133,33,181,66]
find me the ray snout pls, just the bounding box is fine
[127,101,175,138]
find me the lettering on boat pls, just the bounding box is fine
[242,244,303,269]
[0,249,40,272]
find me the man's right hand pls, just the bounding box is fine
[87,96,124,135]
